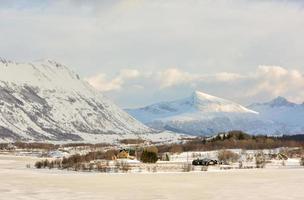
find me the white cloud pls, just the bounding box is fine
[157,68,198,88]
[86,65,304,107]
[86,69,139,92]
[1,1,304,107]
[246,66,304,101]
[1,0,304,76]
[214,72,244,82]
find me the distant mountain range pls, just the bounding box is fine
[1,57,302,142]
[0,58,180,143]
[126,91,304,136]
[248,96,304,133]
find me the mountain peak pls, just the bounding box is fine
[268,96,296,107]
[188,91,257,113]
[190,91,231,107]
[192,91,219,101]
[0,59,153,142]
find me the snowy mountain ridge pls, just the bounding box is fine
[127,92,304,136]
[248,97,304,129]
[0,59,181,143]
[126,91,258,124]
[249,96,300,108]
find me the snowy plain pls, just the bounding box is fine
[0,155,304,200]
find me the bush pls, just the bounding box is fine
[113,161,131,172]
[35,161,43,169]
[201,166,208,171]
[104,149,119,160]
[300,158,304,166]
[96,162,108,172]
[165,153,170,161]
[145,146,158,154]
[169,144,183,154]
[140,150,158,163]
[182,164,193,172]
[121,162,131,173]
[255,152,266,168]
[217,150,240,164]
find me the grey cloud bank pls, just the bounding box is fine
[0,0,303,107]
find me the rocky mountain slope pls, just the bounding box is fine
[126,91,303,136]
[0,58,180,143]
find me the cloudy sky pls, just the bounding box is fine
[0,0,304,108]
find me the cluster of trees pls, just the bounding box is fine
[35,159,61,169]
[120,139,146,145]
[157,131,304,153]
[35,149,118,170]
[0,143,9,150]
[34,146,160,171]
[61,143,110,148]
[217,150,240,164]
[140,146,158,163]
[141,150,158,163]
[35,157,131,172]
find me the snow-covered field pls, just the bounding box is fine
[1,154,304,200]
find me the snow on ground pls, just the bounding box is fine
[0,154,304,200]
[169,148,281,162]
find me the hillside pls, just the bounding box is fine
[126,91,302,136]
[0,58,179,143]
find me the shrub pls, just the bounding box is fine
[201,166,208,171]
[217,150,240,164]
[255,152,266,168]
[96,162,108,173]
[34,161,43,169]
[113,161,131,173]
[43,159,50,168]
[165,153,170,161]
[145,146,158,154]
[169,144,183,154]
[121,162,131,173]
[238,161,243,169]
[182,164,193,172]
[300,158,304,166]
[140,150,158,163]
[104,149,119,160]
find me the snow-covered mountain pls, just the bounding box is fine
[126,91,303,136]
[0,58,180,143]
[248,97,304,133]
